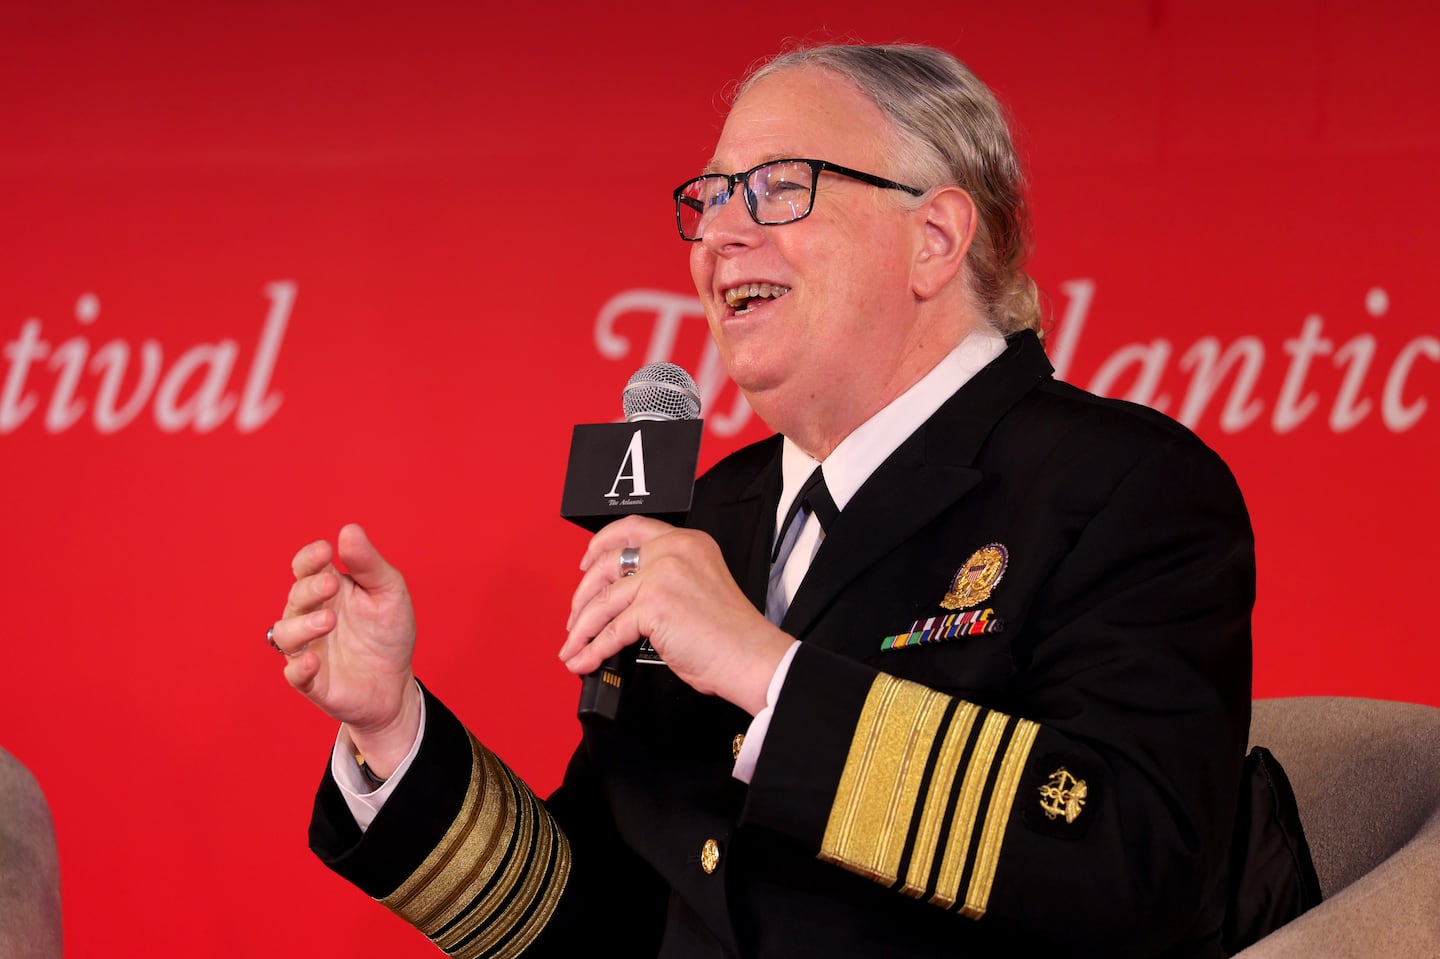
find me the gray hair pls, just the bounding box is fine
[738,44,1043,337]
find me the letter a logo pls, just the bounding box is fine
[604,429,650,498]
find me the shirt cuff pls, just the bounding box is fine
[330,684,427,832]
[732,640,800,784]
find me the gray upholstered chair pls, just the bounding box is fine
[0,748,62,957]
[1236,697,1440,957]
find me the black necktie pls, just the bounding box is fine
[771,466,839,563]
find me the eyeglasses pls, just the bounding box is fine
[672,157,924,241]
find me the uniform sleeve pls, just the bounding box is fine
[309,684,666,959]
[742,435,1254,954]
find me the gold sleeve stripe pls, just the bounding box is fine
[820,676,950,884]
[930,709,1008,909]
[380,733,571,959]
[959,717,1038,918]
[432,760,561,957]
[899,701,980,898]
[819,674,1040,921]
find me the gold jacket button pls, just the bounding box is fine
[700,838,721,874]
[732,733,745,759]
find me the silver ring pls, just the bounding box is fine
[619,547,640,577]
[266,625,286,655]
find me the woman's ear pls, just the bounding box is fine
[912,186,977,300]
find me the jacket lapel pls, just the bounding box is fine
[780,330,1053,639]
[703,438,783,615]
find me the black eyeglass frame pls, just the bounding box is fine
[672,157,925,241]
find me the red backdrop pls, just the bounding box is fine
[2,2,1436,954]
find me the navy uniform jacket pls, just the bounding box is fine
[309,330,1255,958]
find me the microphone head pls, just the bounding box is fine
[622,362,702,422]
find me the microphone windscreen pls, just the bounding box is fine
[622,362,701,422]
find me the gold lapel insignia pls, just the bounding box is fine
[1038,767,1087,824]
[941,543,1009,610]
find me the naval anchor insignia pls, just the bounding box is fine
[1038,767,1087,824]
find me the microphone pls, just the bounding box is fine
[560,362,704,722]
[622,361,702,422]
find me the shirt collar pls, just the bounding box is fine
[776,331,1007,532]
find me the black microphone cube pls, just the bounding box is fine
[559,419,704,532]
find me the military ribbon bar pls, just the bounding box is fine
[880,609,1004,650]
